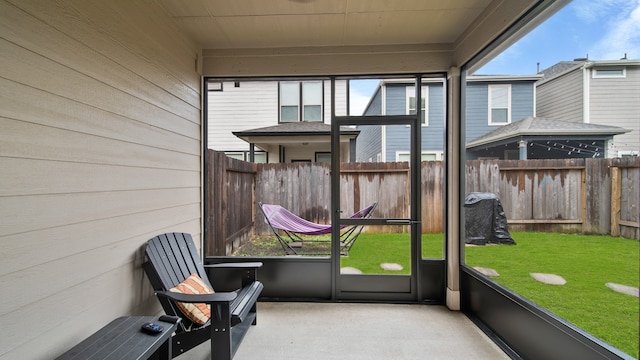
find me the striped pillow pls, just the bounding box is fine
[169,273,214,326]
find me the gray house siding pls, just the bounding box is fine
[385,83,446,161]
[385,84,407,115]
[358,82,446,161]
[536,69,584,122]
[512,83,535,120]
[465,81,536,143]
[465,83,488,143]
[357,89,383,161]
[423,83,445,154]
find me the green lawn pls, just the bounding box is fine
[343,231,639,358]
[238,231,639,357]
[464,232,639,358]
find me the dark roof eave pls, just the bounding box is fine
[466,133,621,150]
[232,130,360,137]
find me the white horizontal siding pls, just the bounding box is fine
[0,1,202,359]
[208,81,279,151]
[208,79,347,152]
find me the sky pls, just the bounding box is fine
[349,0,640,115]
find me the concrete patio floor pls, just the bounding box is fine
[183,302,510,360]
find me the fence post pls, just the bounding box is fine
[610,166,621,237]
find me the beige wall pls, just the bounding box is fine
[0,1,202,358]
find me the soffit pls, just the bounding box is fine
[156,0,493,49]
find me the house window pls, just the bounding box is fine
[225,152,244,160]
[406,86,428,125]
[315,152,331,163]
[223,151,268,163]
[593,67,625,78]
[488,84,511,125]
[279,81,323,122]
[207,81,223,91]
[396,151,439,161]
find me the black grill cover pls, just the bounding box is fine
[464,192,515,245]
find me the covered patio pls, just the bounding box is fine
[185,302,509,360]
[3,0,630,359]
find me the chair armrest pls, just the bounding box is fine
[155,290,237,304]
[205,262,263,269]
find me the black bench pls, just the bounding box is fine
[143,233,263,359]
[56,315,180,360]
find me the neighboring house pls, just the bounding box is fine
[207,79,357,163]
[357,76,540,161]
[465,68,632,160]
[357,78,446,162]
[536,58,640,157]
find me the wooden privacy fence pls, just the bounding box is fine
[254,161,445,235]
[206,150,639,255]
[466,158,639,239]
[206,151,256,256]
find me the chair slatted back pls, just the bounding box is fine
[143,233,212,328]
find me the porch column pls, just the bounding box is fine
[446,66,462,310]
[249,143,255,162]
[518,139,528,160]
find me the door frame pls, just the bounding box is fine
[330,76,423,301]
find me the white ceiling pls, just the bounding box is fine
[155,0,567,76]
[157,0,504,49]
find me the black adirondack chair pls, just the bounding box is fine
[143,233,263,359]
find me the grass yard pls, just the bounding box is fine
[464,232,639,358]
[235,231,639,357]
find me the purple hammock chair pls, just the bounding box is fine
[258,202,378,255]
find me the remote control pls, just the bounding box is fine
[159,315,180,324]
[141,322,164,334]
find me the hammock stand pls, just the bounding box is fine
[258,202,377,255]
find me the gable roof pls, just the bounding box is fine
[466,117,630,149]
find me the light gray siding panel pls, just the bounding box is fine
[536,70,584,122]
[589,66,640,155]
[0,79,201,156]
[0,1,202,359]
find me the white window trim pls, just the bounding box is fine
[279,81,324,122]
[406,86,429,126]
[302,81,323,121]
[488,84,511,126]
[395,151,442,161]
[618,150,639,157]
[592,67,626,78]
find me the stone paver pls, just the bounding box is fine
[381,263,403,271]
[530,273,566,285]
[605,282,639,297]
[474,267,500,277]
[340,267,362,274]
